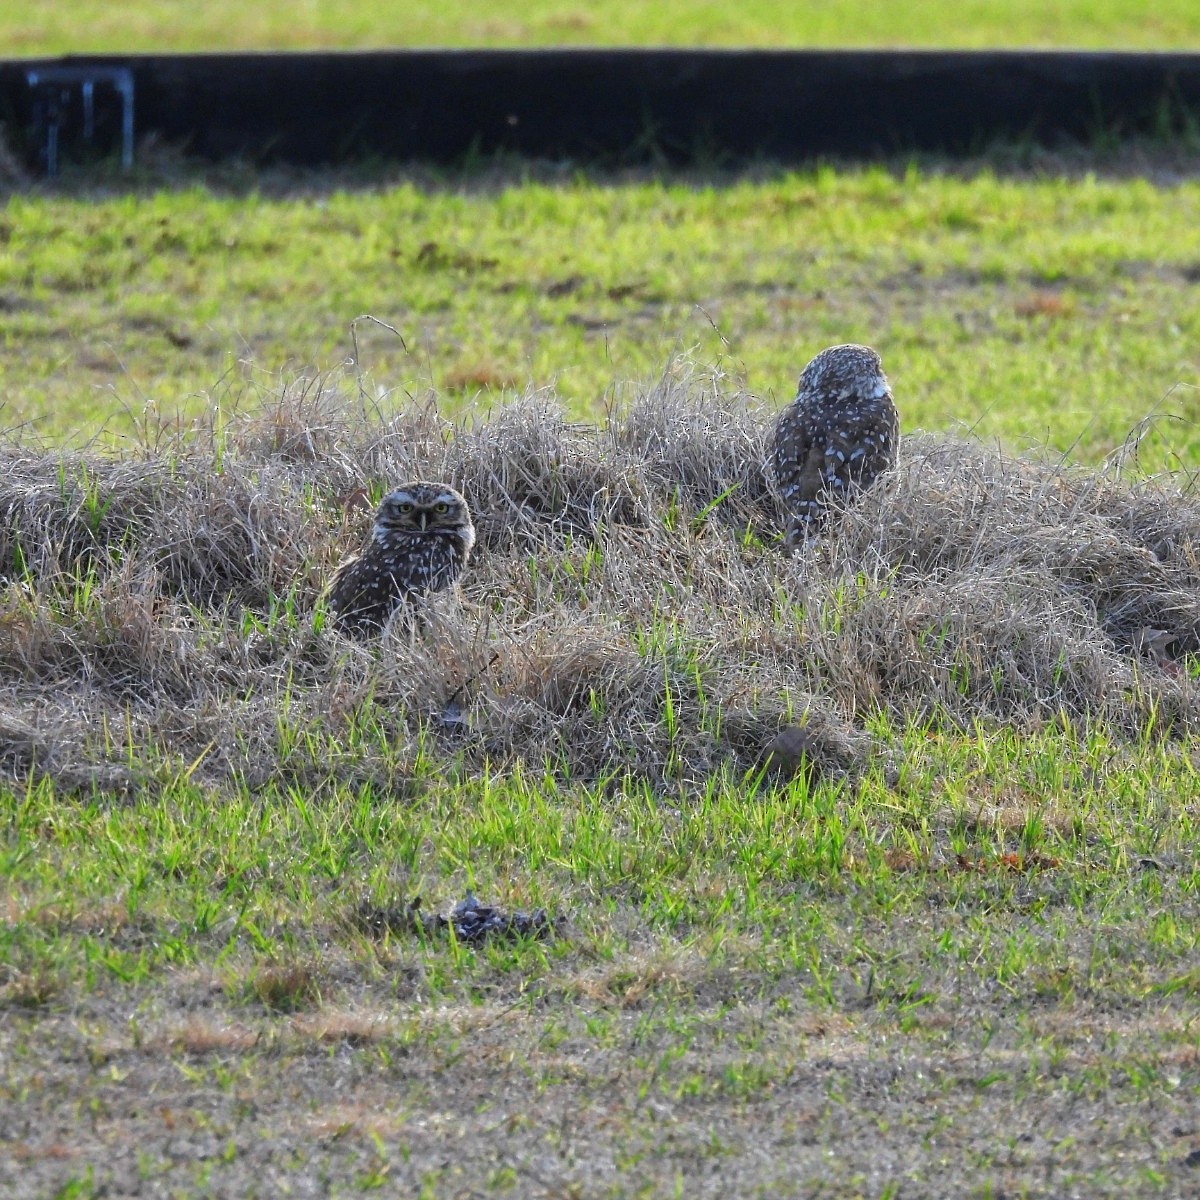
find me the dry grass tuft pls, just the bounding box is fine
[164,1018,261,1055]
[572,945,707,1007]
[0,964,62,1009]
[1015,290,1076,318]
[443,359,519,393]
[250,959,323,1013]
[1,361,1198,798]
[290,1010,395,1046]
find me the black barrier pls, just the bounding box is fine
[3,48,1200,170]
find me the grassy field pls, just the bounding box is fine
[2,156,1200,1195]
[3,165,1200,467]
[5,0,1200,54]
[1,371,1199,1196]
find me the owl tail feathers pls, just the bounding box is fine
[783,522,816,554]
[781,503,827,552]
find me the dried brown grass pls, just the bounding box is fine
[0,360,1197,798]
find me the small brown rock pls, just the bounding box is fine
[757,724,822,782]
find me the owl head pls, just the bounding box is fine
[373,482,474,547]
[797,343,890,402]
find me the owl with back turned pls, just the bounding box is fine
[328,482,475,637]
[771,344,899,549]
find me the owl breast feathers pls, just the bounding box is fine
[771,343,899,548]
[328,482,475,637]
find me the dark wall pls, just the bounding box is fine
[5,48,1200,168]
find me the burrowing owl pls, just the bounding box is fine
[771,343,899,548]
[328,482,475,637]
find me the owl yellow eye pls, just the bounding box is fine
[434,502,450,514]
[397,502,414,514]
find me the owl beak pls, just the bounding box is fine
[417,511,428,531]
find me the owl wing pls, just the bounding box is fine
[327,552,395,636]
[772,407,816,505]
[327,552,361,610]
[837,403,898,490]
[772,405,821,543]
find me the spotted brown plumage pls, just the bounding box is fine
[771,343,899,549]
[328,482,475,637]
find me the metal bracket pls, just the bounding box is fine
[25,65,135,176]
